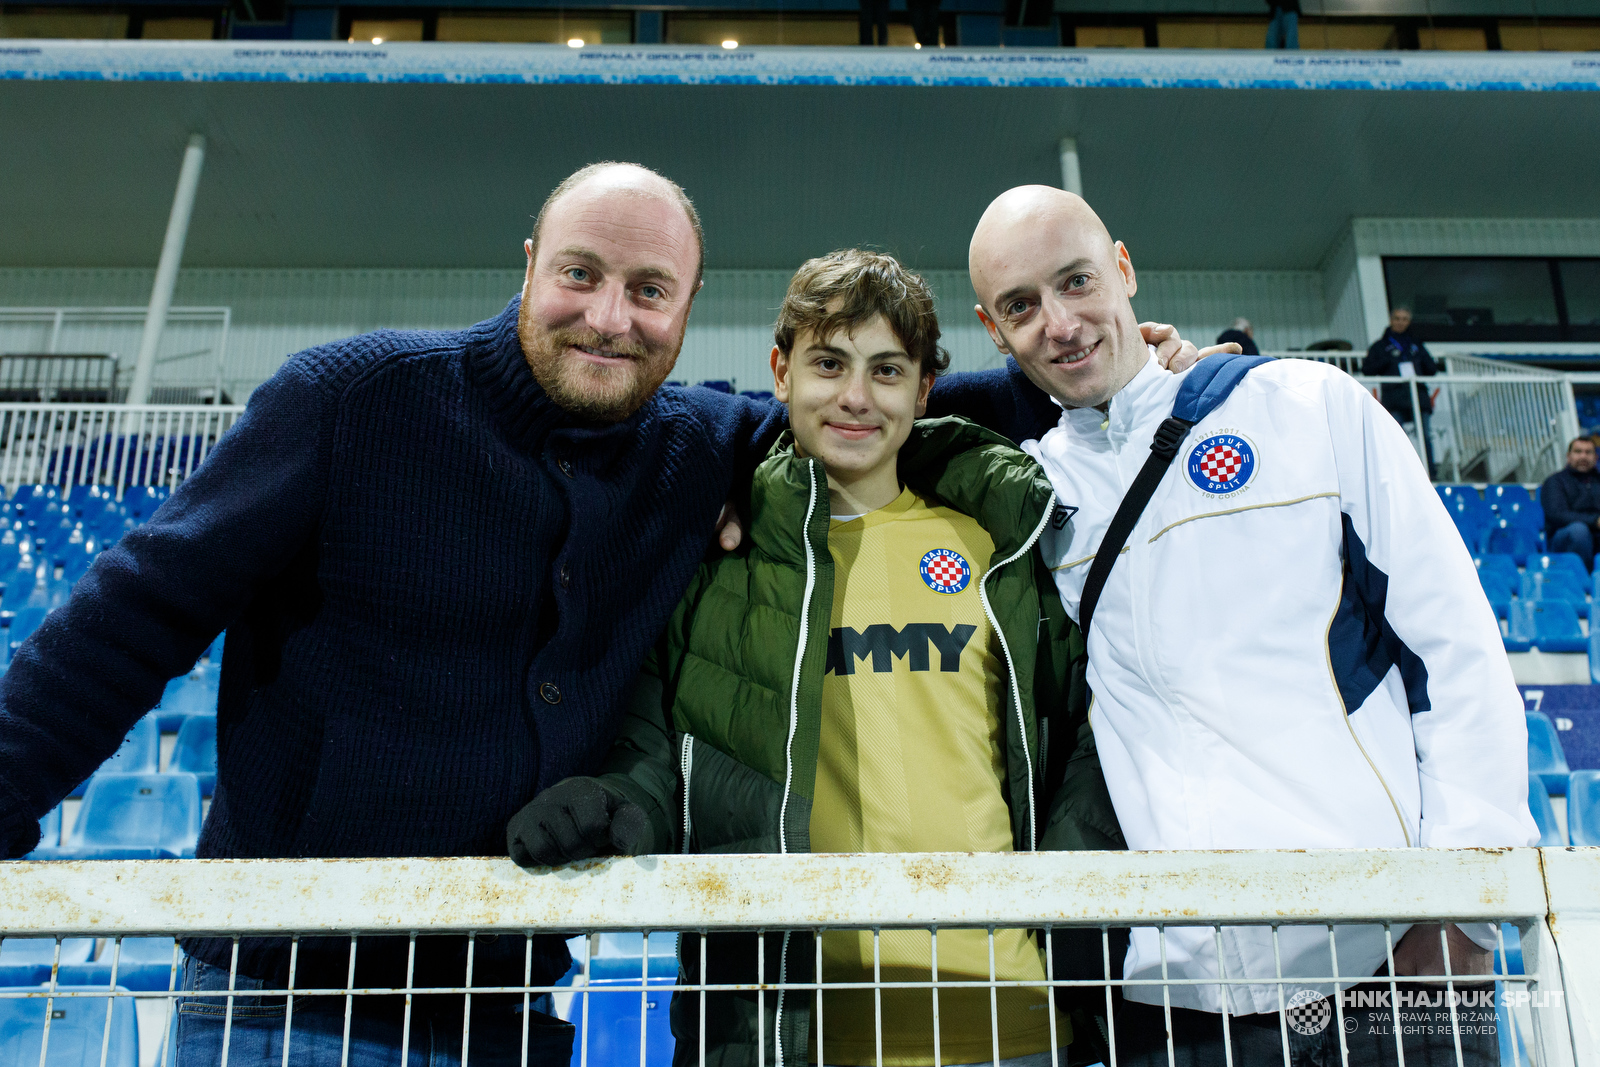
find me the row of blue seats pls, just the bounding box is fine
[1439,484,1550,563]
[0,937,180,992]
[1471,552,1595,652]
[1526,710,1599,845]
[54,714,217,799]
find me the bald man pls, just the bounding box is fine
[969,186,1535,1067]
[0,163,1213,1067]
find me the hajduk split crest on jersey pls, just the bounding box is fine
[1186,429,1258,497]
[919,548,972,594]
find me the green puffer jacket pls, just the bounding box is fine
[594,416,1125,1067]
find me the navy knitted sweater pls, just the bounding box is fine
[0,294,1055,986]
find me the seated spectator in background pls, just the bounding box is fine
[1265,0,1299,47]
[507,250,1123,1067]
[1364,305,1438,476]
[1215,316,1260,355]
[1541,436,1600,570]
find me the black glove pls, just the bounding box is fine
[506,777,651,869]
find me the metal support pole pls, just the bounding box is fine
[1058,137,1083,197]
[128,133,206,406]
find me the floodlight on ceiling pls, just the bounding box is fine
[722,39,738,48]
[568,37,584,47]
[372,36,383,43]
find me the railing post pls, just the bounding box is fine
[128,134,206,407]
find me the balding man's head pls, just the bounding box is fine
[518,162,704,423]
[531,162,705,287]
[968,185,1147,409]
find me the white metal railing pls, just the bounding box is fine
[0,849,1593,1067]
[0,404,244,497]
[1266,353,1580,485]
[0,307,233,404]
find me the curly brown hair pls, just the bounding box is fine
[773,250,951,377]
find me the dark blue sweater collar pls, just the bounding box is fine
[466,296,655,452]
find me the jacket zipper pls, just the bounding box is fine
[976,491,1057,850]
[680,734,695,854]
[774,459,821,1067]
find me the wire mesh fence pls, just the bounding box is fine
[0,848,1592,1067]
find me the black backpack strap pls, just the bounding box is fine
[1076,353,1273,635]
[1077,416,1192,635]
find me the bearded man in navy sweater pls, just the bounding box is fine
[0,161,1216,1066]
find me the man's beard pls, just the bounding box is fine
[518,307,683,423]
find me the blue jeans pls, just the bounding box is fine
[1550,521,1595,571]
[1265,9,1298,48]
[176,958,574,1067]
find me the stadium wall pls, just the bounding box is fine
[0,265,1337,399]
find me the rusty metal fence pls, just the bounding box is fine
[0,848,1594,1067]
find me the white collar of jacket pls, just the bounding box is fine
[1056,348,1182,450]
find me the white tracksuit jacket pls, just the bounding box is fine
[1021,353,1538,1015]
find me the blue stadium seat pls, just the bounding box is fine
[1508,600,1586,653]
[1483,520,1542,564]
[6,605,47,652]
[0,985,139,1067]
[696,380,734,394]
[153,669,218,730]
[1567,770,1600,846]
[120,487,165,521]
[1,558,46,611]
[58,939,183,993]
[1527,775,1563,845]
[1530,553,1588,584]
[1526,711,1570,795]
[171,716,217,795]
[1479,579,1510,620]
[1487,484,1536,509]
[204,632,223,666]
[1518,570,1588,617]
[66,773,201,860]
[0,940,95,988]
[1475,553,1520,597]
[69,716,159,799]
[1495,498,1544,534]
[738,390,774,402]
[35,806,61,851]
[1493,922,1524,976]
[11,485,60,524]
[583,934,677,1067]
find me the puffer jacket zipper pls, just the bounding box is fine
[774,459,821,1067]
[680,734,695,853]
[975,491,1057,850]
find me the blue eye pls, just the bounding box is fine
[640,285,663,300]
[568,267,589,283]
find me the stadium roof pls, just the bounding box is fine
[3,42,1597,272]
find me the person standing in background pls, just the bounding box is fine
[908,0,941,46]
[1364,305,1439,477]
[859,0,890,45]
[1216,317,1260,356]
[1541,437,1600,571]
[1265,0,1299,48]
